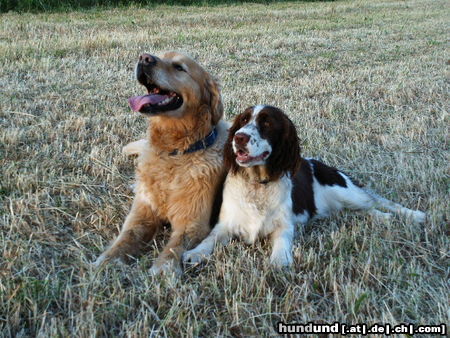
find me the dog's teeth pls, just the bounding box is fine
[158,97,173,105]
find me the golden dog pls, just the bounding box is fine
[94,52,228,274]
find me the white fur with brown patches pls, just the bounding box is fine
[182,173,295,267]
[183,105,427,269]
[232,105,272,167]
[232,123,272,167]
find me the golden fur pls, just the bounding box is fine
[94,52,228,274]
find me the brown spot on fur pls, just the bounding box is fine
[291,158,316,217]
[224,106,301,183]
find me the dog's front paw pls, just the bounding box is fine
[92,253,126,269]
[270,250,293,268]
[150,260,182,276]
[182,249,209,265]
[411,210,426,224]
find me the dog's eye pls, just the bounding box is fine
[263,121,270,128]
[242,116,249,123]
[173,64,185,72]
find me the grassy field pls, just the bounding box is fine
[1,0,449,336]
[1,0,310,14]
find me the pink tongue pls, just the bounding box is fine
[236,152,250,162]
[236,151,269,163]
[128,94,169,112]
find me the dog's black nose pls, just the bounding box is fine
[234,133,250,146]
[139,53,157,66]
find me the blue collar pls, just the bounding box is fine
[169,127,218,156]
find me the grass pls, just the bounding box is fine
[1,0,449,336]
[0,0,330,13]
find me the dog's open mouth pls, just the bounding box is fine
[128,84,183,114]
[235,149,270,165]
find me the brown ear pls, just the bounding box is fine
[223,115,241,174]
[266,113,301,179]
[203,77,223,125]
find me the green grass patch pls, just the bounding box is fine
[1,0,335,13]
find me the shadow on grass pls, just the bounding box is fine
[2,0,337,14]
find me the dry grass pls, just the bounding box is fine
[1,0,449,336]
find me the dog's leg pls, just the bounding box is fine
[369,192,426,223]
[150,215,214,274]
[149,229,185,275]
[150,183,221,274]
[331,179,376,210]
[367,208,393,221]
[94,197,160,267]
[326,174,426,224]
[314,177,392,222]
[270,221,294,268]
[182,223,231,265]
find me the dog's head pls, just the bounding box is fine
[224,105,301,181]
[129,52,223,125]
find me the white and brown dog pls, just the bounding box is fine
[182,105,426,268]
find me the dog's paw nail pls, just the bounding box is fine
[150,262,182,276]
[182,251,204,265]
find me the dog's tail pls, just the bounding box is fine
[122,139,148,156]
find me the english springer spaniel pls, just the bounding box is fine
[183,105,426,268]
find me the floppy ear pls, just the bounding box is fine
[223,116,241,174]
[203,77,223,125]
[266,114,301,180]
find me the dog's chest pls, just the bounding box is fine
[135,150,221,218]
[242,184,274,214]
[222,174,292,242]
[135,161,173,215]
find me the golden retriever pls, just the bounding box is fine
[94,52,228,274]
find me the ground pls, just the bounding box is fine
[0,0,448,336]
